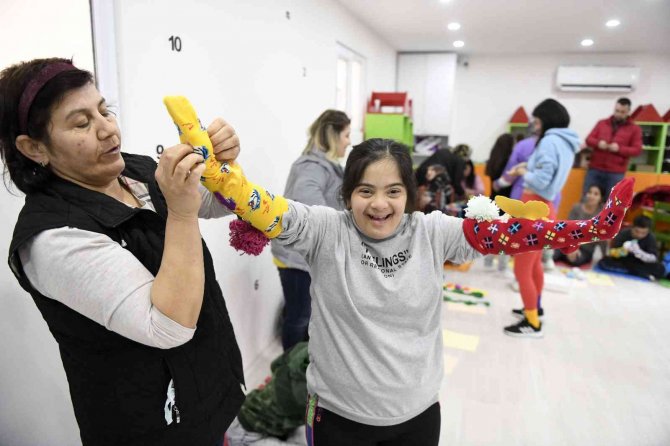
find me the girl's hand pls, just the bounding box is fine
[155,144,206,219]
[207,118,240,163]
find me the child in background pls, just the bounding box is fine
[420,164,453,212]
[165,97,633,446]
[505,99,579,336]
[597,215,666,280]
[553,184,606,267]
[446,159,485,218]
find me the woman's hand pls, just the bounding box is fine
[155,144,206,219]
[506,162,527,177]
[208,118,240,163]
[566,250,581,262]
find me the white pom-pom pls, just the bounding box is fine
[464,195,500,222]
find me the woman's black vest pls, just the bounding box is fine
[8,154,245,446]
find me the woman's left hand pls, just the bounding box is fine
[208,118,240,163]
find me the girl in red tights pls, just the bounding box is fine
[503,99,580,337]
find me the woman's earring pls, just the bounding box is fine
[39,161,48,168]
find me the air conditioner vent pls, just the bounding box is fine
[556,66,640,92]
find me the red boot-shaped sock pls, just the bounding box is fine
[463,178,635,255]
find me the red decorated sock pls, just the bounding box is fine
[463,178,634,255]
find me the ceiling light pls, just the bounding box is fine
[606,19,620,28]
[453,40,465,48]
[447,22,461,31]
[581,39,594,47]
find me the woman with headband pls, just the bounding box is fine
[0,57,244,446]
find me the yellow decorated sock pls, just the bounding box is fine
[163,96,288,238]
[524,309,540,328]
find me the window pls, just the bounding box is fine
[336,43,366,141]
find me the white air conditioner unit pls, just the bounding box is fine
[556,66,640,92]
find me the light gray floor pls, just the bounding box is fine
[439,259,670,446]
[240,257,670,446]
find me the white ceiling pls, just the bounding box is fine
[336,0,670,54]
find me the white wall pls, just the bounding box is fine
[397,53,457,136]
[0,1,395,444]
[450,53,670,162]
[0,2,94,445]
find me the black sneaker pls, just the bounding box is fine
[512,307,544,320]
[504,318,543,338]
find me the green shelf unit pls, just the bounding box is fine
[508,123,529,139]
[364,113,414,150]
[630,121,668,173]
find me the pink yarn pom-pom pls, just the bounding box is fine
[228,219,270,256]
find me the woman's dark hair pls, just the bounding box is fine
[463,159,476,188]
[485,133,514,179]
[584,183,606,204]
[532,98,570,143]
[341,138,417,212]
[0,58,93,194]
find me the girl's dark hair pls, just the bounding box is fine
[485,133,514,179]
[427,164,446,175]
[532,98,570,144]
[341,138,417,212]
[463,159,476,188]
[0,58,93,194]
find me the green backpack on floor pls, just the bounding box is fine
[238,342,309,438]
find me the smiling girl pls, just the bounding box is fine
[165,96,633,446]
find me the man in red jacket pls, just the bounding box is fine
[584,97,642,195]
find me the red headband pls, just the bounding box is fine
[18,61,77,135]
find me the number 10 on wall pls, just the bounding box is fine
[168,36,182,52]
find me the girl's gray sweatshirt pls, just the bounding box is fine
[276,201,481,426]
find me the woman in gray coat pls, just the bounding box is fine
[271,110,350,350]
